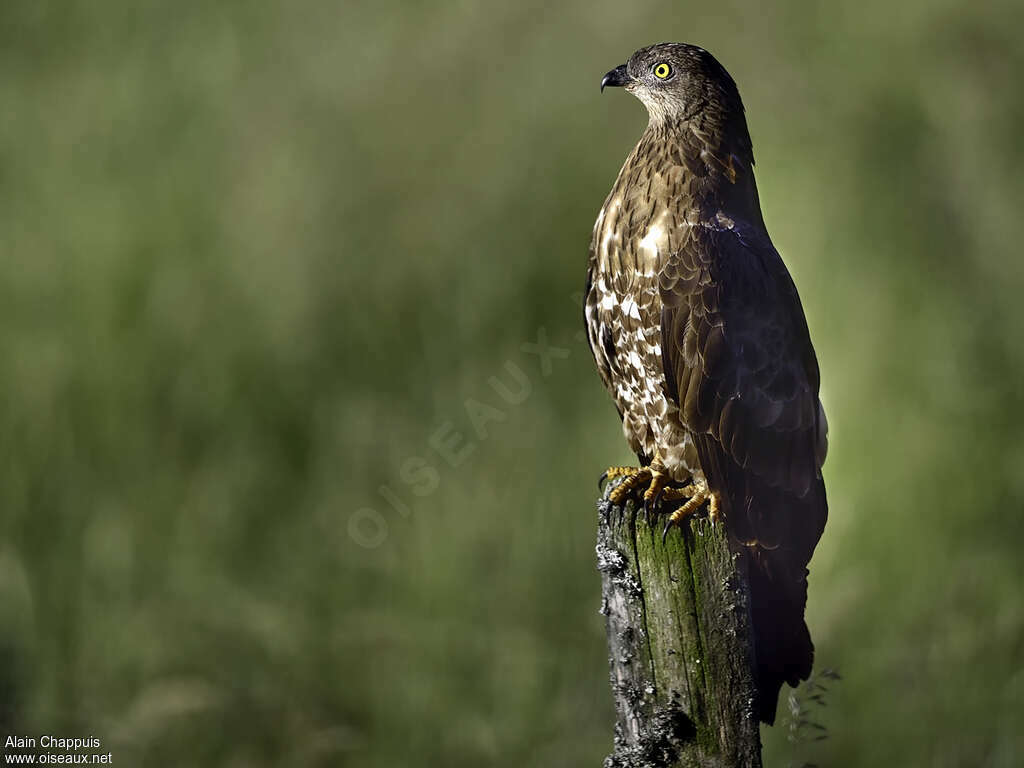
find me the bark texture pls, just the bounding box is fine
[597,483,763,768]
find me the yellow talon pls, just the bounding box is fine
[601,466,640,486]
[606,467,653,505]
[642,472,670,505]
[605,465,675,511]
[658,483,698,503]
[659,484,722,541]
[665,486,708,528]
[601,459,719,538]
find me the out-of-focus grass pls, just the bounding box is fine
[0,1,1022,766]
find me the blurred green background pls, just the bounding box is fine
[1,1,1023,766]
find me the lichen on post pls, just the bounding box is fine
[597,482,763,768]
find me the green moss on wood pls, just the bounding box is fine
[598,484,762,768]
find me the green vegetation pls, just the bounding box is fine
[1,1,1022,765]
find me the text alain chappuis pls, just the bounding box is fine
[3,736,112,765]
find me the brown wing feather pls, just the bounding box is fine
[660,223,826,547]
[659,221,828,723]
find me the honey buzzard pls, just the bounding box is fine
[585,42,828,724]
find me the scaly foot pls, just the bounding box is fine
[599,466,640,489]
[601,464,674,512]
[603,466,653,506]
[657,480,721,541]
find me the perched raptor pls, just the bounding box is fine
[585,43,828,724]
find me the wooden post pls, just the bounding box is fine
[597,482,763,768]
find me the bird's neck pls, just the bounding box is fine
[639,114,764,227]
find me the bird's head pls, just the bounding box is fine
[601,43,745,129]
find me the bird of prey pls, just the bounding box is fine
[586,42,828,724]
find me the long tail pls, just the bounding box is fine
[746,540,815,724]
[696,435,827,724]
[742,477,827,724]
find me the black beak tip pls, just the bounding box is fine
[600,64,629,93]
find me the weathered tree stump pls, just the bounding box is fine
[597,482,763,768]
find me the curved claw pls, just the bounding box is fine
[660,486,709,543]
[598,470,609,490]
[643,486,666,523]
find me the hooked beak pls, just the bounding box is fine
[600,64,630,92]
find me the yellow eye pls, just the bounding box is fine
[653,62,671,79]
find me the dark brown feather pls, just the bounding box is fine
[661,224,827,722]
[586,42,828,724]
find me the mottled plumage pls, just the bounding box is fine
[586,43,828,723]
